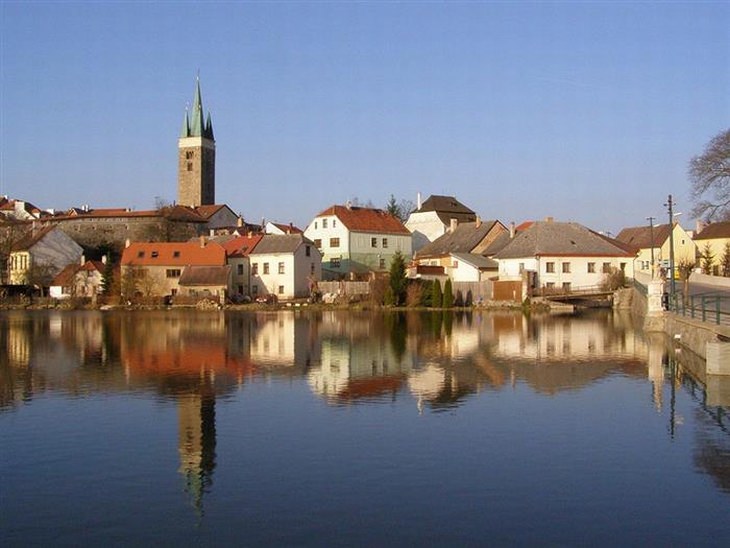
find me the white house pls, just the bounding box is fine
[304,204,412,280]
[249,234,322,300]
[405,194,477,253]
[49,258,106,299]
[493,220,636,295]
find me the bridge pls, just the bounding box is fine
[532,285,615,308]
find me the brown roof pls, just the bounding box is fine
[417,220,503,257]
[51,264,79,286]
[316,205,410,235]
[494,221,635,259]
[615,224,672,249]
[222,235,263,257]
[193,204,229,220]
[695,221,730,240]
[250,234,315,255]
[52,206,205,223]
[121,241,226,266]
[269,222,303,234]
[178,265,231,286]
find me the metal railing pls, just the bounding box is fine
[670,291,730,326]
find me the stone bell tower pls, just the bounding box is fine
[178,77,215,207]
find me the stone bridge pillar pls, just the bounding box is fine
[647,280,664,315]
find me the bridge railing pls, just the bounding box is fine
[670,291,730,326]
[533,284,614,298]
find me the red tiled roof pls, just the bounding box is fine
[193,204,227,219]
[121,241,226,266]
[315,205,410,234]
[222,234,263,257]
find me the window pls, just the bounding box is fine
[379,258,386,269]
[263,263,270,274]
[187,162,193,171]
[186,151,194,159]
[587,262,595,273]
[151,251,159,258]
[562,262,571,274]
[330,237,340,248]
[173,251,180,258]
[252,263,258,275]
[382,238,388,248]
[519,263,525,274]
[305,245,311,257]
[166,269,181,278]
[278,262,285,274]
[314,221,317,229]
[137,251,145,258]
[562,282,572,292]
[310,263,315,275]
[453,260,459,268]
[237,264,244,275]
[333,220,336,228]
[602,262,612,273]
[323,219,328,229]
[237,285,244,294]
[314,239,322,249]
[278,285,285,294]
[371,237,378,248]
[546,262,555,273]
[331,257,341,268]
[546,282,555,289]
[252,285,258,295]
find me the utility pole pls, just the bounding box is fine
[664,195,676,298]
[646,216,655,278]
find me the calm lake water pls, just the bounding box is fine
[1,309,729,546]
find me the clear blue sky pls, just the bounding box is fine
[1,1,728,234]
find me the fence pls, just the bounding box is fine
[317,281,371,296]
[670,291,730,326]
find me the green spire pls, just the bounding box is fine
[181,76,214,140]
[180,110,190,138]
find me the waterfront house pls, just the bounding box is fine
[221,234,263,299]
[405,194,477,253]
[304,204,412,280]
[120,239,228,301]
[49,258,106,299]
[249,234,322,300]
[493,219,636,296]
[412,219,508,282]
[7,226,84,291]
[693,221,730,276]
[616,222,697,278]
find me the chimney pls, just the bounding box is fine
[199,235,206,248]
[696,219,706,235]
[346,200,352,210]
[288,222,293,234]
[125,238,131,248]
[209,228,215,237]
[545,216,554,223]
[510,222,515,239]
[449,218,458,233]
[475,215,481,228]
[80,254,85,266]
[101,255,108,265]
[417,192,422,211]
[237,216,243,227]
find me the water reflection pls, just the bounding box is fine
[1,308,730,512]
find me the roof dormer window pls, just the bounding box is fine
[173,251,180,258]
[151,251,159,258]
[137,251,145,258]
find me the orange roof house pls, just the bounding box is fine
[304,204,412,280]
[120,240,228,301]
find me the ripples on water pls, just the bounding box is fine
[1,309,729,545]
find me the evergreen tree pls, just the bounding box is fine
[721,242,730,277]
[388,251,407,306]
[431,279,442,308]
[102,259,115,295]
[700,242,715,274]
[443,278,454,308]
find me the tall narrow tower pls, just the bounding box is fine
[178,78,215,207]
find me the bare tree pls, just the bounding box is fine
[689,128,730,221]
[385,194,415,224]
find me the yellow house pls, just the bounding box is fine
[694,221,730,276]
[616,222,697,278]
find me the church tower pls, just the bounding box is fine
[178,78,215,207]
